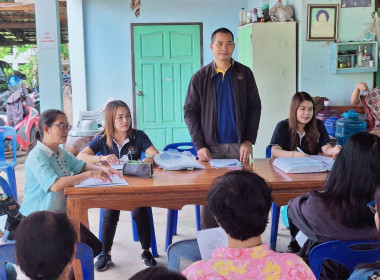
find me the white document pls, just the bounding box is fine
[273,157,332,174]
[209,159,243,168]
[309,155,335,171]
[0,215,7,237]
[75,174,129,188]
[196,227,228,261]
[296,231,308,247]
[108,155,129,170]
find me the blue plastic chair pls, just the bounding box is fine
[163,142,201,251]
[0,126,18,201]
[98,152,158,257]
[167,239,201,272]
[0,242,94,280]
[308,240,380,279]
[267,145,290,250]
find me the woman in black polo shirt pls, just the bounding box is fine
[270,91,341,158]
[77,100,159,270]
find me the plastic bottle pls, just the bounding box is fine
[239,8,247,26]
[335,110,367,146]
[262,0,269,22]
[252,8,258,22]
[316,100,340,122]
[357,45,363,67]
[362,46,368,67]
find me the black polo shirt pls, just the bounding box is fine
[270,119,331,155]
[88,130,153,160]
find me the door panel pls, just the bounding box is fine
[134,24,201,151]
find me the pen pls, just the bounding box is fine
[296,147,308,155]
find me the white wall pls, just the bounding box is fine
[83,0,246,113]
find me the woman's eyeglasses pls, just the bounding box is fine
[51,123,72,131]
[367,200,376,214]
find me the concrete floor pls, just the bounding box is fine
[7,151,291,279]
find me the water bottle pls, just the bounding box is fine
[239,8,247,26]
[262,0,269,22]
[335,110,367,146]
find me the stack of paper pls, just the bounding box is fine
[273,156,334,174]
[75,174,129,188]
[209,159,242,168]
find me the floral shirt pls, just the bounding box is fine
[182,244,316,280]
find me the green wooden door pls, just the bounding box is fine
[133,24,201,150]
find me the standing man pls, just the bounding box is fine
[184,27,261,229]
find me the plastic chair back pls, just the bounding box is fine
[266,145,271,158]
[0,244,17,280]
[308,240,380,279]
[167,239,201,272]
[0,126,17,167]
[76,242,94,280]
[163,142,197,156]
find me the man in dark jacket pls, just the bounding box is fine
[184,27,261,228]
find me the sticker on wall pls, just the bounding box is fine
[341,0,371,8]
[39,31,57,49]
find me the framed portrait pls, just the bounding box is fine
[307,4,339,41]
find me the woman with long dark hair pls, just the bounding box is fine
[77,100,159,270]
[270,91,341,158]
[288,132,380,279]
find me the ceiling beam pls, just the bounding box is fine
[0,21,67,29]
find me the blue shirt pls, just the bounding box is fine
[88,130,153,160]
[20,141,85,216]
[215,67,238,144]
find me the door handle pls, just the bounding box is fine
[137,91,143,96]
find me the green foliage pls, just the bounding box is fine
[0,44,70,88]
[0,47,12,60]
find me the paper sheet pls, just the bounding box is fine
[196,227,228,260]
[75,174,129,188]
[209,159,243,168]
[108,155,129,170]
[0,215,7,238]
[309,155,335,171]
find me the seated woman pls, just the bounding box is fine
[16,211,77,280]
[20,109,116,256]
[351,82,380,136]
[77,100,159,270]
[182,170,315,280]
[288,132,380,279]
[347,188,380,280]
[270,91,341,158]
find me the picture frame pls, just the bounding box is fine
[307,4,339,41]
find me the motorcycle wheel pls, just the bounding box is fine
[30,125,38,147]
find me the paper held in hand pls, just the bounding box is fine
[196,227,228,261]
[273,155,334,174]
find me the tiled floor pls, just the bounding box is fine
[9,151,291,279]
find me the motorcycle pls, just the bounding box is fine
[0,104,39,151]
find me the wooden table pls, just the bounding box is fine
[65,158,328,249]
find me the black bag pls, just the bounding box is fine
[123,160,153,178]
[0,194,24,240]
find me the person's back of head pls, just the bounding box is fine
[129,266,187,280]
[15,211,77,280]
[323,132,380,227]
[207,170,272,241]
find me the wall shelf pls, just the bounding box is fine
[330,41,378,74]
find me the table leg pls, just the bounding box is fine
[67,198,83,241]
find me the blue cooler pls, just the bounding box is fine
[324,116,339,137]
[335,110,367,146]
